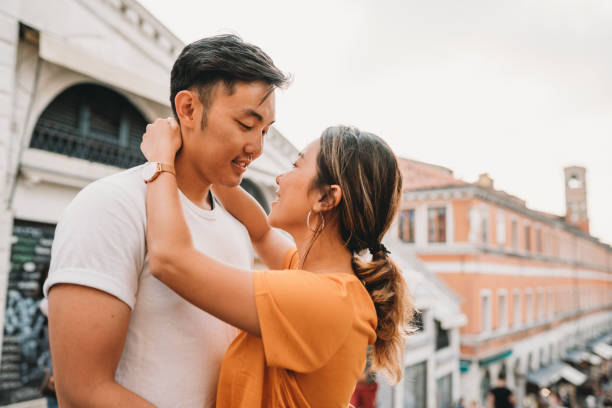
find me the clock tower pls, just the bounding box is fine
[564,166,589,233]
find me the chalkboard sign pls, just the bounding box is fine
[0,220,55,405]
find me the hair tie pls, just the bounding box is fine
[369,243,390,256]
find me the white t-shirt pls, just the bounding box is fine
[43,165,254,408]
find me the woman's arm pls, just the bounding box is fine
[141,118,260,336]
[212,185,293,269]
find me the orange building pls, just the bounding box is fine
[398,159,612,406]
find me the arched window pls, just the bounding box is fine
[30,83,147,168]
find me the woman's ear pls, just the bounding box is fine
[313,185,342,213]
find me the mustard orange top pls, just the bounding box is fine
[216,249,377,407]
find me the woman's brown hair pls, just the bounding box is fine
[310,125,414,383]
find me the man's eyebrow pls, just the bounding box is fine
[240,109,263,122]
[240,109,276,126]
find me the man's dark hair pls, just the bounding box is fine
[170,34,289,127]
[498,373,506,381]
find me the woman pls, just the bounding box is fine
[140,120,413,407]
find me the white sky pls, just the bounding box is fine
[139,0,612,246]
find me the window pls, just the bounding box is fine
[511,220,518,250]
[404,361,427,408]
[496,211,506,246]
[481,291,492,333]
[526,289,533,324]
[498,291,507,330]
[537,289,544,321]
[513,290,522,328]
[536,228,543,254]
[548,288,554,318]
[399,209,415,243]
[481,217,489,244]
[30,83,148,168]
[435,319,450,350]
[428,207,446,243]
[525,225,531,252]
[436,374,452,408]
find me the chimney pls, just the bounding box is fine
[564,166,589,234]
[477,173,494,189]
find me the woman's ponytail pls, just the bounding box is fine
[352,250,413,383]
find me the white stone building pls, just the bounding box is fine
[376,234,467,408]
[0,0,296,405]
[0,1,467,407]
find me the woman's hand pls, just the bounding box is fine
[140,117,182,164]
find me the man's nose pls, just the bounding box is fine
[245,132,264,159]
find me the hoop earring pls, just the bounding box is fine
[307,210,325,232]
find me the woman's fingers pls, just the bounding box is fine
[140,117,182,162]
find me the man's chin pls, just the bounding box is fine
[218,175,243,188]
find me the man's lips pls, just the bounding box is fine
[231,158,251,173]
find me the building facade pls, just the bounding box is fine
[398,159,612,407]
[375,235,467,408]
[0,1,297,406]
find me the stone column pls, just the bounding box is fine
[0,0,20,355]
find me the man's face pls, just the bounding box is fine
[183,81,276,187]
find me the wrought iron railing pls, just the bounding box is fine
[29,118,146,169]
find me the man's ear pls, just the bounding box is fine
[313,185,342,213]
[174,90,201,129]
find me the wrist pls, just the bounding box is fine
[149,156,175,165]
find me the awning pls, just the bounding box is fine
[478,350,512,367]
[564,350,602,365]
[460,360,471,373]
[584,352,602,365]
[560,365,587,386]
[527,362,587,387]
[592,342,612,360]
[432,305,467,329]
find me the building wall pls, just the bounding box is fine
[0,1,298,405]
[399,164,612,404]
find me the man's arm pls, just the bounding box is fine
[509,392,516,407]
[487,392,495,408]
[49,284,155,408]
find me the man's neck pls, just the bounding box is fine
[174,152,213,210]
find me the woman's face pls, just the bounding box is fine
[268,139,322,233]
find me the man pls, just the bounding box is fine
[487,373,516,408]
[44,34,289,407]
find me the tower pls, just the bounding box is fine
[564,166,589,233]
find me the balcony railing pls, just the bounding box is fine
[30,118,145,169]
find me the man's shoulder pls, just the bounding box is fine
[77,165,146,204]
[213,200,251,235]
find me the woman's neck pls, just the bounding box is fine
[294,226,353,274]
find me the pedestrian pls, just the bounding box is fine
[350,348,378,408]
[487,373,516,408]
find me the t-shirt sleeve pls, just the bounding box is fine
[254,269,355,373]
[282,247,298,269]
[43,180,145,309]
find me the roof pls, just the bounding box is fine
[398,158,467,190]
